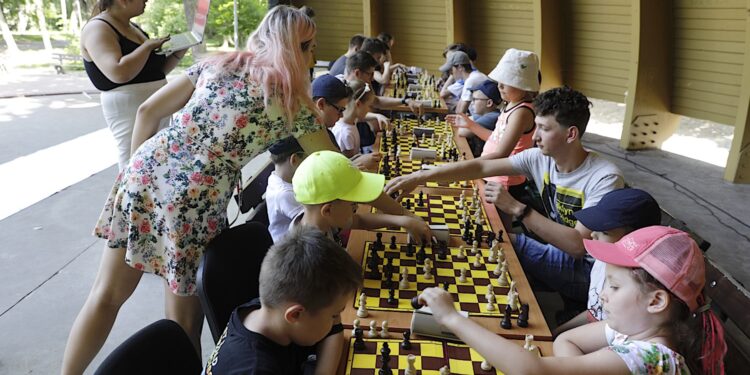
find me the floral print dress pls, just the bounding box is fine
[94,62,321,296]
[606,324,690,374]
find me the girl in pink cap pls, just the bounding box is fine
[417,225,726,374]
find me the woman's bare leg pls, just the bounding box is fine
[164,282,205,356]
[61,246,143,375]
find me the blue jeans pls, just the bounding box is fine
[512,233,593,302]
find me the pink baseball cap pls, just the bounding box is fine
[584,225,705,312]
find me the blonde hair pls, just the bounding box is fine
[205,5,317,126]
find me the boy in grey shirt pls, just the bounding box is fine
[385,87,624,304]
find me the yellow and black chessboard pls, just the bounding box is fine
[378,158,469,189]
[345,337,506,374]
[354,240,520,317]
[373,191,492,237]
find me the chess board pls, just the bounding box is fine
[372,191,492,237]
[345,338,505,375]
[354,240,521,317]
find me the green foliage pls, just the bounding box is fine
[207,0,267,46]
[136,0,189,38]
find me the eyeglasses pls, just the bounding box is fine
[325,99,346,114]
[355,83,371,102]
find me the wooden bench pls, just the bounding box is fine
[52,53,80,74]
[660,208,711,252]
[705,258,750,374]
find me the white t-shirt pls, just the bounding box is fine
[605,324,690,375]
[331,119,360,154]
[460,70,489,102]
[588,259,607,321]
[509,148,624,228]
[265,171,303,243]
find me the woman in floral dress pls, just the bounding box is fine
[62,6,333,374]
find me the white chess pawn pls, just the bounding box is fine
[493,259,503,276]
[368,320,378,338]
[456,245,466,260]
[352,319,360,335]
[486,292,496,311]
[471,240,479,255]
[458,268,468,283]
[480,358,493,371]
[497,246,505,263]
[473,254,482,268]
[380,320,390,338]
[488,245,497,263]
[423,258,433,280]
[357,292,369,318]
[405,355,417,375]
[439,365,451,375]
[485,283,495,301]
[497,261,510,287]
[399,267,410,289]
[524,334,540,355]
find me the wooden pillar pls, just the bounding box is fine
[724,1,750,183]
[363,0,382,36]
[620,0,680,150]
[533,0,564,91]
[446,0,467,45]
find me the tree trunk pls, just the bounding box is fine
[34,0,53,50]
[60,0,68,32]
[0,2,19,54]
[18,0,31,33]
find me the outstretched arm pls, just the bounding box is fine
[131,74,195,153]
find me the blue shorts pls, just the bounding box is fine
[512,233,593,302]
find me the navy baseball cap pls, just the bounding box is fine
[470,80,502,104]
[574,188,661,232]
[312,74,349,101]
[268,136,303,156]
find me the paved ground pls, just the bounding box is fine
[0,66,748,374]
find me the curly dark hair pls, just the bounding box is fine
[533,86,592,137]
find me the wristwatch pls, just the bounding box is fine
[517,204,532,220]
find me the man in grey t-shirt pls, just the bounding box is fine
[385,87,624,304]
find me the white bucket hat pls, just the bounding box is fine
[488,48,540,92]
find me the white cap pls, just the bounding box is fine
[488,48,540,92]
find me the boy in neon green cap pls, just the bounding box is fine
[291,150,430,244]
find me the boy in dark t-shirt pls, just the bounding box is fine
[204,226,363,375]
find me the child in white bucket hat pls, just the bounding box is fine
[449,48,540,200]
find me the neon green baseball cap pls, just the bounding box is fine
[293,151,385,205]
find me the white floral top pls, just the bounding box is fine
[94,62,320,296]
[606,324,691,375]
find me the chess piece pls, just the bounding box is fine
[497,230,505,242]
[406,241,415,257]
[486,292,496,311]
[405,198,411,210]
[423,258,433,280]
[410,296,423,309]
[399,267,410,289]
[456,245,466,259]
[524,334,540,355]
[480,358,493,371]
[439,365,451,375]
[418,191,425,206]
[488,243,497,263]
[497,261,510,287]
[458,268,468,283]
[357,293,369,318]
[380,320,390,338]
[368,320,378,338]
[374,233,385,251]
[497,245,505,263]
[416,243,426,264]
[485,283,495,301]
[518,303,530,328]
[380,342,392,370]
[405,354,417,375]
[387,287,397,306]
[352,318,360,336]
[401,330,412,350]
[493,259,503,276]
[353,327,366,351]
[507,281,519,311]
[487,231,496,246]
[473,184,479,197]
[390,235,397,249]
[473,254,482,268]
[471,240,479,255]
[501,305,512,329]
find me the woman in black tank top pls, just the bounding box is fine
[77,0,186,171]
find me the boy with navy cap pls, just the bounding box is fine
[461,79,502,155]
[555,188,662,334]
